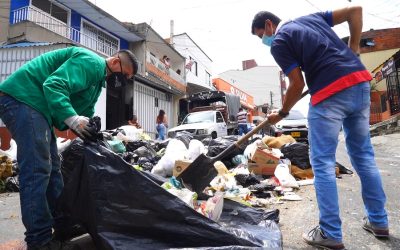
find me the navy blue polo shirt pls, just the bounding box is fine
[271,11,372,105]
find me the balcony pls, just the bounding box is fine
[146,52,186,92]
[11,6,117,56]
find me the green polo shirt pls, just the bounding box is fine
[0,46,106,130]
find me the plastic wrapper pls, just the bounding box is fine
[0,139,17,161]
[57,138,71,154]
[274,160,299,188]
[118,125,144,141]
[188,139,206,161]
[151,139,188,177]
[57,141,282,250]
[107,139,126,154]
[197,192,224,222]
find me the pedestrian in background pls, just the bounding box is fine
[0,47,138,250]
[156,109,168,140]
[236,108,248,135]
[128,114,141,129]
[251,5,388,250]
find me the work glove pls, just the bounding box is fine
[64,115,97,142]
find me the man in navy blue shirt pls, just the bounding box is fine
[251,6,388,250]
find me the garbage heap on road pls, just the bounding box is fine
[0,117,353,249]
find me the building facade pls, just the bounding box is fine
[0,0,187,148]
[346,28,400,124]
[169,33,214,95]
[218,63,281,108]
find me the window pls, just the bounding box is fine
[189,56,198,76]
[81,21,119,56]
[205,71,211,86]
[32,0,69,24]
[155,97,159,107]
[216,112,224,123]
[381,94,387,112]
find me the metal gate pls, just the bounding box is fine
[0,43,69,82]
[133,82,173,138]
[386,69,400,115]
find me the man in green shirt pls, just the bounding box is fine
[0,46,138,249]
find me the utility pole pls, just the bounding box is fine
[169,20,174,45]
[270,91,274,108]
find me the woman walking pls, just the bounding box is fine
[156,109,168,140]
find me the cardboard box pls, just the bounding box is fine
[248,162,277,176]
[248,148,281,175]
[173,159,193,177]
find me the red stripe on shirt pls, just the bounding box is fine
[311,70,372,106]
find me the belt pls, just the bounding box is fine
[0,91,6,96]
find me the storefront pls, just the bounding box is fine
[371,50,400,124]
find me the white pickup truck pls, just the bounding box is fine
[168,110,228,139]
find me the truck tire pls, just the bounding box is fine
[211,131,217,139]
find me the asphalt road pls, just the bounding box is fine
[0,133,399,249]
[278,133,400,249]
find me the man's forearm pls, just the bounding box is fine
[281,68,305,113]
[348,6,363,54]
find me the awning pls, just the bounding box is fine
[57,0,142,42]
[186,82,213,95]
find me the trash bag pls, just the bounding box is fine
[107,139,126,154]
[58,141,282,250]
[188,139,206,161]
[132,145,157,159]
[280,142,311,170]
[5,176,19,192]
[234,173,261,187]
[175,131,193,148]
[151,139,188,177]
[125,140,149,152]
[205,136,248,169]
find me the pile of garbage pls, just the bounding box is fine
[57,123,353,210]
[0,140,19,192]
[1,116,354,249]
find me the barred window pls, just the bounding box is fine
[81,21,119,56]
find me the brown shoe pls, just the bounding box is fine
[362,217,389,239]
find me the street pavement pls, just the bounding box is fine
[0,133,399,249]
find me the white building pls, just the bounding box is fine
[218,63,282,108]
[169,33,214,95]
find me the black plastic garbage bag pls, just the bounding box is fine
[58,141,282,250]
[280,142,311,170]
[132,145,157,159]
[125,140,149,152]
[205,136,248,168]
[175,131,193,148]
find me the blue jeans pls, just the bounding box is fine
[238,124,248,136]
[308,82,388,242]
[156,123,166,140]
[0,95,63,247]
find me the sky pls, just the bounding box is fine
[89,0,400,112]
